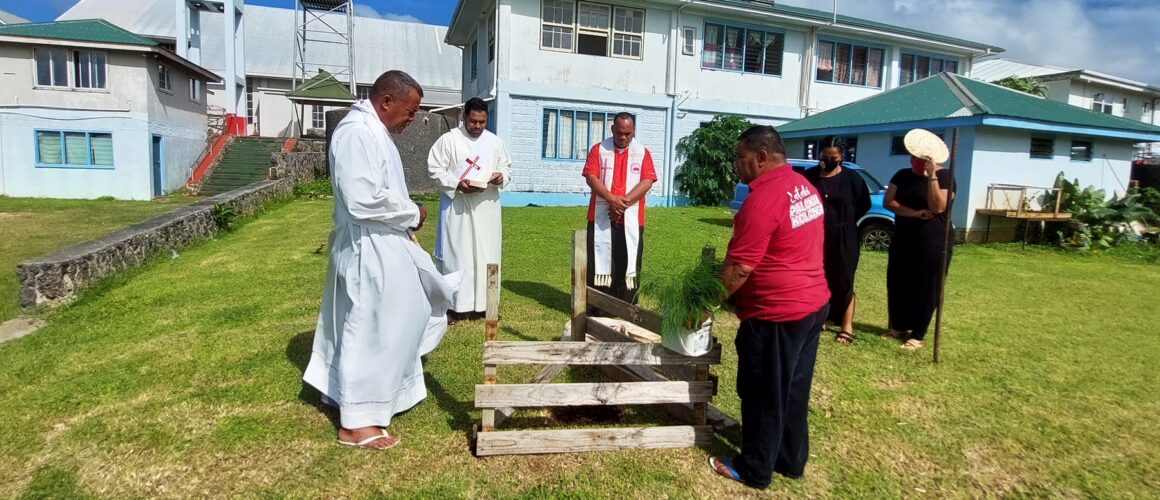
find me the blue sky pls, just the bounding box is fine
[2,0,1157,84]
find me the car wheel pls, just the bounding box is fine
[860,221,893,251]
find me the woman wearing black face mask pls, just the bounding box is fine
[802,137,871,344]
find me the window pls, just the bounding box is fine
[1122,98,1129,116]
[899,52,958,85]
[682,26,695,55]
[702,23,783,75]
[189,78,201,102]
[541,0,575,51]
[34,48,68,87]
[245,78,255,123]
[1145,101,1154,122]
[1030,137,1054,159]
[488,12,496,62]
[158,64,172,92]
[35,130,113,168]
[470,40,478,81]
[75,51,105,89]
[1092,93,1112,114]
[542,108,620,159]
[540,0,643,59]
[357,85,369,100]
[816,40,884,88]
[312,105,325,129]
[1070,140,1093,161]
[804,136,858,162]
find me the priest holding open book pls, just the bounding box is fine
[427,98,512,323]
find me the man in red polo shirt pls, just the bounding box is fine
[709,125,830,489]
[582,113,657,304]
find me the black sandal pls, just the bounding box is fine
[835,331,855,344]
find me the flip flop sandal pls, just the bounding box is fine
[900,339,924,350]
[835,331,855,344]
[709,456,743,484]
[338,429,400,450]
[883,330,907,341]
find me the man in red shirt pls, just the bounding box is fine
[709,125,830,489]
[582,113,658,304]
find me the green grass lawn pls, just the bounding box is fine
[0,196,194,323]
[0,199,1156,497]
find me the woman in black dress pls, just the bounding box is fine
[803,138,870,344]
[884,134,955,351]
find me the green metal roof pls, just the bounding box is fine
[0,19,157,46]
[778,73,1160,140]
[286,70,356,103]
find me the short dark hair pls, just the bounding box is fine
[738,125,787,158]
[464,97,488,117]
[370,70,424,101]
[613,112,635,125]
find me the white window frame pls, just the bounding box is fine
[540,0,576,53]
[898,51,959,86]
[71,50,107,90]
[1092,93,1113,114]
[188,78,201,102]
[681,26,696,56]
[312,105,325,129]
[357,85,369,100]
[610,6,644,59]
[576,2,612,57]
[816,39,885,88]
[34,47,70,89]
[158,64,173,93]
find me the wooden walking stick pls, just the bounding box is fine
[933,128,959,364]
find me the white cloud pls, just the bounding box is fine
[353,3,422,23]
[779,0,1160,85]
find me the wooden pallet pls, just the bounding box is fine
[473,229,734,457]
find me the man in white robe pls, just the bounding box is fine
[427,98,512,323]
[304,70,457,450]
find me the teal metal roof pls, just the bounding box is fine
[0,19,158,46]
[778,73,1160,141]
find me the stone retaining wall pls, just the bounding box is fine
[269,151,327,182]
[17,179,294,310]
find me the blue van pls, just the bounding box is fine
[729,160,895,250]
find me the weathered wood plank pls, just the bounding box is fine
[571,229,588,341]
[597,364,739,429]
[588,317,661,343]
[485,263,499,341]
[492,363,568,429]
[483,341,721,366]
[585,287,663,333]
[475,381,714,408]
[693,364,709,426]
[475,425,715,456]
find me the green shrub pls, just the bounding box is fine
[211,203,237,232]
[640,250,725,343]
[294,179,333,199]
[675,115,752,206]
[1050,172,1157,250]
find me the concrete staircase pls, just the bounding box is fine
[198,137,285,196]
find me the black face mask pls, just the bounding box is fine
[822,158,841,171]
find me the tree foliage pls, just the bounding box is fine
[674,115,753,205]
[992,76,1048,97]
[1048,172,1157,250]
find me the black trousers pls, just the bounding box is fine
[586,221,644,305]
[732,305,829,489]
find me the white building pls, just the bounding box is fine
[777,73,1160,242]
[445,0,1003,206]
[58,0,462,138]
[974,58,1160,158]
[0,19,220,199]
[0,9,30,25]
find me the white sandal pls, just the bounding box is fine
[338,429,400,450]
[900,339,924,350]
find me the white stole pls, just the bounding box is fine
[593,138,644,290]
[452,129,499,186]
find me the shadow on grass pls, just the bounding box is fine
[501,325,551,342]
[853,322,889,336]
[698,217,733,228]
[286,329,341,430]
[424,373,475,443]
[504,280,569,314]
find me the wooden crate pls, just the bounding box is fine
[473,229,734,457]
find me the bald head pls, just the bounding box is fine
[370,70,424,101]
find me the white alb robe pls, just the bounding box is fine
[427,127,512,313]
[304,100,458,429]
